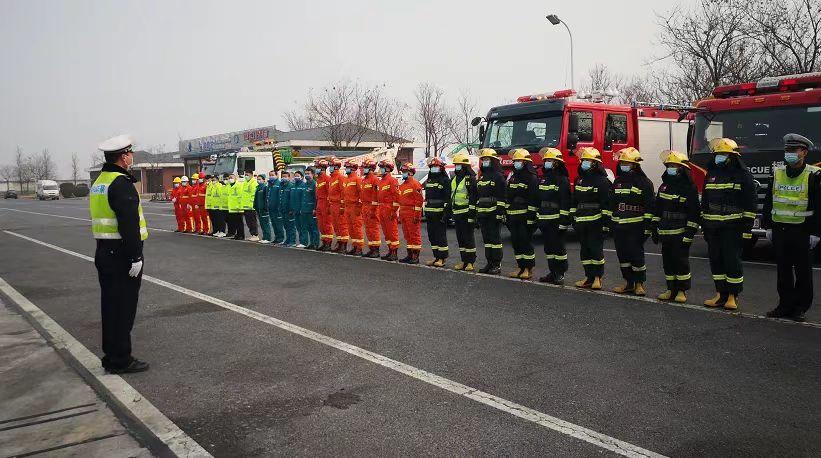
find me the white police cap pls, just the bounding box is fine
[98,134,134,154]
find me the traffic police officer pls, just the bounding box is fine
[763,133,820,322]
[90,135,149,374]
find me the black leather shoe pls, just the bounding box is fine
[106,358,149,374]
[765,307,789,319]
[552,273,565,285]
[486,265,501,275]
[789,312,806,322]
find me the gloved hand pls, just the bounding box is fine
[651,231,659,244]
[128,260,143,278]
[765,229,773,242]
[172,198,177,203]
[810,235,820,249]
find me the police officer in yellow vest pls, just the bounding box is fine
[90,135,149,374]
[763,133,820,322]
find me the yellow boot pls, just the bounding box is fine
[433,259,445,267]
[519,268,533,280]
[634,283,646,296]
[613,282,634,294]
[463,263,475,272]
[509,269,523,278]
[703,292,724,308]
[673,291,687,303]
[591,277,602,290]
[426,259,438,267]
[657,290,673,301]
[724,294,738,310]
[575,278,591,288]
[453,262,465,270]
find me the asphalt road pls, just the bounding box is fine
[1,198,820,457]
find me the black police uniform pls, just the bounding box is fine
[653,169,701,293]
[424,169,451,261]
[476,160,507,272]
[609,166,655,285]
[537,162,572,280]
[572,164,611,281]
[506,163,540,271]
[95,162,145,372]
[451,168,478,265]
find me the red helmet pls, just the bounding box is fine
[363,159,377,168]
[427,157,445,167]
[343,160,359,169]
[316,158,329,168]
[378,160,395,172]
[399,162,416,174]
[331,157,343,167]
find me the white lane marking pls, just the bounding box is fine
[0,276,212,457]
[0,207,174,232]
[2,230,663,458]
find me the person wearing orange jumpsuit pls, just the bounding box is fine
[196,173,211,234]
[377,160,400,261]
[398,163,424,264]
[328,158,350,253]
[170,177,185,232]
[191,173,206,234]
[178,175,194,233]
[343,160,364,256]
[359,159,382,258]
[314,159,333,251]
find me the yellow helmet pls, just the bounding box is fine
[191,173,200,180]
[452,151,471,165]
[616,147,642,163]
[478,148,498,159]
[173,176,182,183]
[660,150,690,168]
[510,148,532,162]
[709,137,739,154]
[539,147,563,162]
[578,147,602,163]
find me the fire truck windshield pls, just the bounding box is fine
[212,155,236,175]
[692,106,821,154]
[483,114,562,151]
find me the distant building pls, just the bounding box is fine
[89,150,184,195]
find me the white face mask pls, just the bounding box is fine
[198,179,204,183]
[123,153,133,170]
[481,160,491,168]
[229,178,236,184]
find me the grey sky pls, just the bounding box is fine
[0,0,680,178]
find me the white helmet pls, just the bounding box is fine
[181,175,189,182]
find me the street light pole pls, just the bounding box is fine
[546,14,574,90]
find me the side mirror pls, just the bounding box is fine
[478,125,486,142]
[471,117,483,127]
[567,132,579,150]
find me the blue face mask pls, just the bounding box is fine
[402,172,409,179]
[268,177,276,183]
[714,154,728,165]
[784,152,800,165]
[666,166,678,176]
[581,160,592,171]
[513,162,524,170]
[345,168,352,174]
[481,160,491,168]
[294,176,302,182]
[619,164,632,173]
[455,164,463,171]
[544,161,554,170]
[431,166,441,173]
[363,168,370,174]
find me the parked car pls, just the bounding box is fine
[36,180,60,200]
[4,189,18,199]
[73,183,90,197]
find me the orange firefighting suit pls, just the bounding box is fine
[398,176,424,251]
[360,171,381,249]
[378,173,400,250]
[328,169,349,243]
[315,172,332,245]
[344,172,364,249]
[179,184,194,232]
[171,186,186,231]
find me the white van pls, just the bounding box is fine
[36,180,60,200]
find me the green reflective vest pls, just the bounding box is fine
[772,164,818,224]
[89,171,148,240]
[451,176,469,207]
[227,182,243,213]
[242,178,256,210]
[205,182,215,210]
[218,181,230,210]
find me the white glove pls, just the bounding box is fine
[172,198,177,203]
[810,235,820,250]
[765,229,772,242]
[128,260,143,277]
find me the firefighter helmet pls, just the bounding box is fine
[173,176,182,184]
[331,157,343,167]
[191,173,199,180]
[343,160,358,169]
[616,147,643,163]
[427,157,445,167]
[578,147,602,163]
[316,159,329,168]
[660,150,690,168]
[181,175,189,182]
[400,162,416,174]
[478,148,498,159]
[539,147,564,162]
[378,160,395,172]
[452,151,471,165]
[510,148,532,162]
[709,138,739,154]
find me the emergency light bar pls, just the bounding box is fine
[712,72,821,98]
[517,89,576,103]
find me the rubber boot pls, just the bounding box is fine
[634,283,646,296]
[399,250,413,263]
[407,249,420,265]
[509,268,524,278]
[364,247,380,258]
[657,290,673,301]
[539,272,554,283]
[723,294,738,310]
[453,262,465,270]
[673,291,687,303]
[478,264,493,274]
[591,277,602,290]
[519,268,533,280]
[486,263,501,275]
[433,259,445,267]
[318,242,329,252]
[703,292,726,308]
[552,273,564,285]
[613,282,635,294]
[575,278,592,288]
[426,259,438,267]
[463,263,475,272]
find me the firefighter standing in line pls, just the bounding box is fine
[279,171,296,246]
[701,138,757,310]
[195,173,209,235]
[241,171,260,242]
[652,150,700,303]
[254,174,273,244]
[763,133,820,322]
[609,147,655,296]
[290,171,308,248]
[328,158,350,253]
[450,152,478,271]
[398,162,424,264]
[343,160,365,255]
[506,149,539,280]
[227,173,244,239]
[215,174,230,237]
[378,160,401,261]
[536,147,571,285]
[475,148,507,275]
[90,135,149,374]
[360,159,382,257]
[266,171,284,244]
[190,173,203,234]
[424,157,451,267]
[171,177,184,232]
[301,168,320,249]
[572,147,611,290]
[315,159,333,251]
[179,175,193,232]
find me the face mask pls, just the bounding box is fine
[431,166,441,173]
[455,164,462,171]
[481,159,491,168]
[306,175,313,181]
[245,175,252,181]
[544,162,554,170]
[513,162,524,170]
[581,160,592,172]
[257,179,264,185]
[363,168,370,175]
[294,176,302,182]
[379,167,386,174]
[198,179,204,183]
[666,166,678,176]
[402,172,409,179]
[714,154,728,165]
[173,183,179,188]
[228,178,235,184]
[182,182,188,186]
[619,164,632,173]
[123,153,133,170]
[784,152,800,165]
[345,168,352,175]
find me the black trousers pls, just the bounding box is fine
[228,212,244,238]
[95,241,142,370]
[661,236,692,291]
[207,210,217,234]
[509,218,535,268]
[613,226,647,283]
[244,210,259,236]
[540,223,568,275]
[576,224,604,279]
[426,213,449,260]
[215,210,227,233]
[773,224,814,314]
[479,216,503,264]
[704,227,744,294]
[454,214,476,263]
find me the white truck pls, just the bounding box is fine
[36,180,60,200]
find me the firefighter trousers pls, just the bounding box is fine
[174,203,186,231]
[426,212,449,260]
[330,203,349,243]
[704,227,744,295]
[345,206,364,249]
[773,224,813,314]
[509,218,535,269]
[479,216,503,264]
[576,224,604,280]
[400,212,422,251]
[379,206,399,249]
[316,203,333,245]
[613,226,647,283]
[454,214,476,263]
[661,236,691,292]
[540,223,568,275]
[363,206,381,249]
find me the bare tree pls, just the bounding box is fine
[31,149,56,181]
[366,85,411,146]
[741,0,821,75]
[70,153,80,184]
[0,164,14,189]
[13,146,32,192]
[448,90,478,147]
[283,109,318,131]
[580,64,623,103]
[414,82,453,158]
[301,80,373,149]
